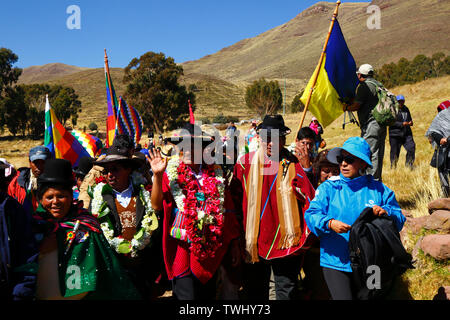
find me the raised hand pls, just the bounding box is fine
[146,148,167,177]
[295,143,312,169]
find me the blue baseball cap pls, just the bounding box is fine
[327,137,372,167]
[29,146,52,162]
[396,95,405,101]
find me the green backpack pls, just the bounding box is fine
[366,79,399,126]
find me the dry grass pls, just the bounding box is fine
[182,0,450,82]
[3,73,450,300]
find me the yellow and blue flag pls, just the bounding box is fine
[300,19,359,127]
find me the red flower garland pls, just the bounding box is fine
[176,162,224,260]
[95,175,107,185]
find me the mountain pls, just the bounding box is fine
[182,0,450,81]
[16,0,450,129]
[18,65,247,128]
[18,63,90,84]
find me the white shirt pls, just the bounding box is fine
[189,164,205,187]
[113,183,134,208]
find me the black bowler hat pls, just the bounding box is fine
[37,159,75,187]
[256,114,291,136]
[73,156,93,177]
[165,123,215,146]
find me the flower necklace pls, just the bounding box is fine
[166,155,226,260]
[90,172,158,258]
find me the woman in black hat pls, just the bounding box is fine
[33,159,140,300]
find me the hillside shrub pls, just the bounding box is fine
[212,113,239,124]
[290,91,305,113]
[376,52,450,88]
[245,78,283,117]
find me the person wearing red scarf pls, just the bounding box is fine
[230,114,316,300]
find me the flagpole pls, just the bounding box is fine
[297,0,341,133]
[104,48,117,147]
[104,48,115,116]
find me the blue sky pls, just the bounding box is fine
[1,0,370,69]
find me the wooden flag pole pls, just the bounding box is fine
[297,0,341,133]
[104,49,114,107]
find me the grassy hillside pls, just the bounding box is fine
[283,75,450,219]
[18,65,251,130]
[182,0,450,81]
[2,75,449,299]
[16,1,450,133]
[18,63,90,84]
[269,75,450,300]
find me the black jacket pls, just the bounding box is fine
[389,105,413,138]
[0,192,38,300]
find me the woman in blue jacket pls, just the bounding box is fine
[304,137,405,300]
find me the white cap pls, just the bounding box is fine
[357,64,374,76]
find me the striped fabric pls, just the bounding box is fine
[44,95,91,168]
[169,208,189,242]
[104,50,119,148]
[71,130,103,158]
[114,96,144,147]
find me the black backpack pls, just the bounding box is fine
[348,207,414,300]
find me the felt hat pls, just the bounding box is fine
[73,156,94,177]
[165,123,215,146]
[256,114,291,136]
[37,159,75,187]
[94,135,140,169]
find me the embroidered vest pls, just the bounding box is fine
[114,197,137,242]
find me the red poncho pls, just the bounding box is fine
[161,171,240,284]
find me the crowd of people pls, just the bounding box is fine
[0,63,449,301]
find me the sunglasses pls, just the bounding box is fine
[336,155,357,164]
[321,167,340,175]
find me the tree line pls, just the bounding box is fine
[4,45,446,137]
[375,52,450,88]
[0,48,82,138]
[0,48,197,137]
[1,47,302,137]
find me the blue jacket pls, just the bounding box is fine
[304,174,405,273]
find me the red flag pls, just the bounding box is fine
[188,99,195,124]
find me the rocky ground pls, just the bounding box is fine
[400,197,450,300]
